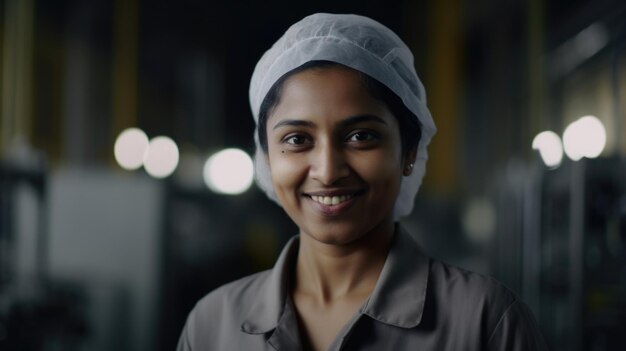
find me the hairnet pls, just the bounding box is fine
[249,13,437,219]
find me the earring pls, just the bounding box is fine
[404,163,414,175]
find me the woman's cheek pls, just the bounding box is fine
[269,154,308,199]
[352,150,400,181]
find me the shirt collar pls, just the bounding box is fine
[240,226,430,334]
[240,235,298,334]
[360,226,430,328]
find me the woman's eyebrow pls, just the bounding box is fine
[272,119,315,130]
[338,114,387,128]
[271,114,386,131]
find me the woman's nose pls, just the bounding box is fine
[309,142,350,185]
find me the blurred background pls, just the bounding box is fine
[0,0,625,350]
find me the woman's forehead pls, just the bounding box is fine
[281,66,365,98]
[268,67,396,127]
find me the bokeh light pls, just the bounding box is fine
[563,115,606,161]
[114,128,149,170]
[532,131,564,168]
[203,148,254,195]
[143,136,180,178]
[563,121,585,161]
[576,115,606,158]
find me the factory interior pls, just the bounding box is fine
[0,0,625,350]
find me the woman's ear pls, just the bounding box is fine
[402,147,418,176]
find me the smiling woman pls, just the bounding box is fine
[177,13,548,351]
[266,67,407,247]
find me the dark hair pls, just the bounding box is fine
[257,61,421,158]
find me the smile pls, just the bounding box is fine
[310,194,354,206]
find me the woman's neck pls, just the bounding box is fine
[294,222,395,304]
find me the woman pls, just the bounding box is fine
[178,13,547,351]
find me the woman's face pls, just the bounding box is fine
[266,66,408,245]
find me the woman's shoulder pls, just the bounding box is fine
[182,236,299,345]
[429,259,518,308]
[426,259,547,349]
[193,269,273,315]
[178,270,275,350]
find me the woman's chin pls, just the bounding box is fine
[308,233,359,246]
[300,221,389,247]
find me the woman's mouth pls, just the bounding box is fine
[304,191,364,216]
[309,194,354,206]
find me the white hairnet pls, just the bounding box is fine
[249,13,437,219]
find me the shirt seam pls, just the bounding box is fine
[487,299,519,345]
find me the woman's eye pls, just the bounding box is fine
[347,131,377,142]
[285,135,309,145]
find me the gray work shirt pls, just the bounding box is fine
[177,228,548,350]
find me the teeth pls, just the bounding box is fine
[310,195,353,205]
